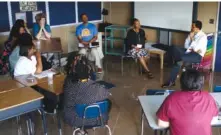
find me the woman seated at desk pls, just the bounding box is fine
[14,33,43,76]
[126,18,153,79]
[33,13,51,40]
[0,20,27,75]
[63,57,111,129]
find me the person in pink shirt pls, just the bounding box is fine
[157,69,218,135]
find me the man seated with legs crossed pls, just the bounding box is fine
[162,20,207,88]
[76,13,104,73]
[157,69,218,135]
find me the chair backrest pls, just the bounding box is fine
[146,89,174,95]
[213,85,221,92]
[75,100,109,119]
[200,34,214,69]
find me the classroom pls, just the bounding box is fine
[0,1,221,135]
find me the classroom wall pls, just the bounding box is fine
[0,2,218,53]
[197,2,218,33]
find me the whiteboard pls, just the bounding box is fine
[134,2,193,31]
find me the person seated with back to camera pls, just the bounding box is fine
[76,13,104,74]
[157,69,218,135]
[126,18,153,79]
[162,20,207,88]
[14,33,43,76]
[63,54,111,131]
[65,51,96,80]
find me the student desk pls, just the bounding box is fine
[14,75,48,87]
[35,74,66,135]
[36,74,65,96]
[34,37,63,66]
[0,79,24,94]
[138,93,221,135]
[0,87,47,135]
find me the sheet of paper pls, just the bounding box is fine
[15,12,27,22]
[33,70,56,79]
[78,43,84,47]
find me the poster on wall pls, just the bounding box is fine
[32,11,42,23]
[19,2,37,11]
[15,12,27,22]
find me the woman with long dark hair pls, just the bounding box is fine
[0,20,27,75]
[63,55,111,129]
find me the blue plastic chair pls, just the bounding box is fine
[73,100,112,135]
[146,89,174,95]
[213,86,221,92]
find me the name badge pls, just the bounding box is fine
[137,44,142,48]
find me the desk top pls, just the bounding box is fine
[37,75,66,95]
[0,87,43,111]
[138,93,221,130]
[0,79,24,94]
[34,37,63,53]
[14,75,48,87]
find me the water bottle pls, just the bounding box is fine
[164,90,170,96]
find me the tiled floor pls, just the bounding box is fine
[0,56,221,135]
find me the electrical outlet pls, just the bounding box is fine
[209,19,214,24]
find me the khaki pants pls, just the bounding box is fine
[79,47,104,68]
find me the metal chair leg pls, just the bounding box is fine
[39,109,48,135]
[26,119,31,135]
[73,128,80,135]
[57,111,62,135]
[121,56,124,76]
[105,125,112,135]
[17,116,22,135]
[141,112,144,135]
[93,127,96,135]
[154,130,157,135]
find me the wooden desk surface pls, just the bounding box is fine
[0,87,43,111]
[37,75,66,95]
[14,75,48,87]
[0,80,24,94]
[34,37,63,53]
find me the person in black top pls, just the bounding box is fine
[126,18,153,79]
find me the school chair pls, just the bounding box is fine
[121,38,142,76]
[213,85,221,92]
[146,89,174,95]
[73,100,112,135]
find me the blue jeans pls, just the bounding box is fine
[168,51,202,83]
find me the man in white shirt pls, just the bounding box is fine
[162,20,207,88]
[14,33,43,76]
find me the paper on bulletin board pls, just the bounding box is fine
[32,11,42,23]
[20,2,37,12]
[15,12,27,22]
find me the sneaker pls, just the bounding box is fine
[161,81,175,88]
[97,68,103,73]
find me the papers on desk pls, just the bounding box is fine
[33,70,56,79]
[78,43,98,48]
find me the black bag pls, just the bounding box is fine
[41,56,52,70]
